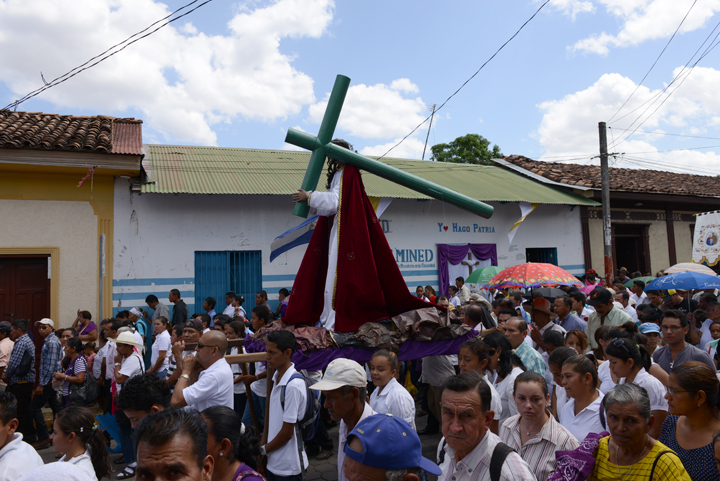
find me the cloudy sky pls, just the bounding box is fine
[1,0,719,175]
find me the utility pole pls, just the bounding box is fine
[599,121,613,286]
[422,104,436,161]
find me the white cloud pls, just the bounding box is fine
[308,80,427,139]
[360,137,428,160]
[0,0,335,145]
[558,0,720,55]
[535,67,720,175]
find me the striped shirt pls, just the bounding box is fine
[590,436,691,480]
[38,332,63,386]
[5,333,35,384]
[438,431,536,481]
[500,414,579,481]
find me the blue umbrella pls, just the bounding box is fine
[645,271,720,291]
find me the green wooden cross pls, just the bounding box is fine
[287,74,494,219]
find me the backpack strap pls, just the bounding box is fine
[279,373,307,479]
[649,451,673,479]
[489,442,515,481]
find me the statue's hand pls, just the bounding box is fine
[292,189,308,204]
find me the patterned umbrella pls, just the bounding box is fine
[645,271,720,291]
[465,266,503,285]
[486,263,582,289]
[665,262,717,275]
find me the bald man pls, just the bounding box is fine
[170,330,235,411]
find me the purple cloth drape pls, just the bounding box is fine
[437,244,497,297]
[244,332,475,371]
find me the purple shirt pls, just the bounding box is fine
[78,321,97,337]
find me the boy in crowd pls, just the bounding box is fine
[0,392,43,479]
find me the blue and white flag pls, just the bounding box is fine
[270,197,392,262]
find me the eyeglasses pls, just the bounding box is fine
[666,386,689,396]
[196,342,218,350]
[661,325,683,331]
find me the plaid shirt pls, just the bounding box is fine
[38,332,63,386]
[5,333,36,384]
[514,341,546,377]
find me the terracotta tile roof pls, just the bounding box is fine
[500,155,720,198]
[0,111,143,156]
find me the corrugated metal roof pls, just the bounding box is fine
[112,120,144,156]
[141,145,599,206]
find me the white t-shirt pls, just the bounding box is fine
[450,296,461,307]
[250,361,268,397]
[0,433,44,480]
[559,391,605,443]
[494,367,523,425]
[151,330,171,371]
[369,377,416,429]
[267,365,308,477]
[700,318,715,350]
[230,346,247,395]
[183,358,234,412]
[597,361,616,395]
[117,351,144,393]
[620,368,669,412]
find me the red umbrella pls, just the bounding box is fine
[486,263,582,289]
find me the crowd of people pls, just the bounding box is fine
[1,272,720,480]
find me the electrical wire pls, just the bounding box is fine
[608,127,720,141]
[1,0,215,112]
[375,0,551,161]
[607,0,698,123]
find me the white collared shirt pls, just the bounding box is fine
[60,446,97,480]
[559,391,605,442]
[620,368,668,412]
[481,373,503,421]
[623,304,639,323]
[338,403,376,481]
[597,360,616,395]
[183,358,234,412]
[438,430,535,481]
[267,364,308,476]
[493,367,523,425]
[369,377,416,429]
[0,433,44,480]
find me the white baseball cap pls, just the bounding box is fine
[35,318,54,327]
[310,358,367,391]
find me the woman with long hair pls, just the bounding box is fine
[558,354,604,442]
[605,337,668,439]
[202,406,264,481]
[53,337,87,407]
[483,332,526,427]
[457,338,503,432]
[659,361,720,480]
[500,372,579,481]
[52,406,111,480]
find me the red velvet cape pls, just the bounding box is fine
[283,165,431,332]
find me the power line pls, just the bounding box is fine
[608,127,720,141]
[607,0,698,123]
[2,0,215,112]
[375,0,551,160]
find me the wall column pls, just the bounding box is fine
[666,206,677,267]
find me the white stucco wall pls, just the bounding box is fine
[0,199,98,326]
[113,179,585,313]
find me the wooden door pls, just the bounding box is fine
[0,256,51,362]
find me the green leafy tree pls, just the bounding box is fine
[430,133,502,165]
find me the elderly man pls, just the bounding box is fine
[311,358,374,481]
[343,413,442,481]
[523,297,566,352]
[135,408,213,481]
[438,372,534,481]
[586,287,632,350]
[553,296,587,332]
[614,290,639,323]
[171,330,234,411]
[502,317,545,376]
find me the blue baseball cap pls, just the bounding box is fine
[639,322,661,334]
[344,414,442,475]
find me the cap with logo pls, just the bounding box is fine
[587,287,613,307]
[344,413,442,475]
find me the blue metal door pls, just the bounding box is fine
[195,251,262,317]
